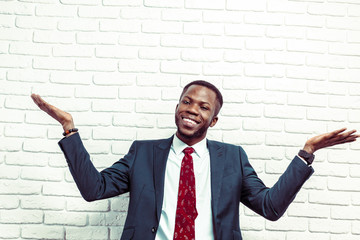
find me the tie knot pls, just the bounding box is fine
[183,147,194,155]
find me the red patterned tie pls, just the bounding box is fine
[173,147,198,240]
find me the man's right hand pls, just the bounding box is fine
[31,94,76,136]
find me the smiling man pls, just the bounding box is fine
[31,80,359,240]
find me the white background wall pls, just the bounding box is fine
[1,0,360,239]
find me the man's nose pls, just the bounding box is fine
[187,104,199,115]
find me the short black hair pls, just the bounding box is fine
[180,80,223,116]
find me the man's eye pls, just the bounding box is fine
[183,100,190,104]
[201,106,209,110]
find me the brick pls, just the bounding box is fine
[161,9,201,22]
[121,7,160,19]
[0,2,34,15]
[186,0,225,10]
[35,4,76,17]
[118,59,159,73]
[0,209,43,223]
[118,86,160,100]
[32,85,74,98]
[265,78,306,92]
[21,225,64,239]
[329,43,360,56]
[287,39,328,53]
[327,17,360,31]
[267,0,306,14]
[0,54,30,68]
[72,112,112,126]
[76,58,118,72]
[265,52,304,65]
[226,0,266,11]
[136,101,174,114]
[67,197,109,212]
[161,61,201,75]
[23,139,61,153]
[53,45,93,57]
[0,225,20,239]
[60,0,100,5]
[7,69,49,83]
[50,71,92,85]
[93,73,135,86]
[15,16,57,30]
[246,38,285,51]
[223,77,263,90]
[111,141,133,155]
[96,45,137,59]
[0,180,41,195]
[221,103,262,117]
[33,30,75,44]
[225,24,265,37]
[78,6,120,18]
[306,54,347,68]
[329,96,360,109]
[244,13,283,26]
[43,182,81,197]
[328,177,360,192]
[308,3,347,16]
[65,226,108,240]
[0,137,22,151]
[203,10,242,24]
[246,91,287,104]
[139,47,179,60]
[288,93,327,107]
[161,34,201,48]
[348,31,360,44]
[100,19,140,32]
[266,26,305,39]
[5,95,40,110]
[203,62,243,76]
[57,18,98,31]
[307,108,347,121]
[244,64,285,78]
[142,21,182,34]
[0,195,19,209]
[9,42,51,56]
[76,32,118,45]
[92,99,134,112]
[307,28,346,42]
[0,14,15,28]
[45,211,87,226]
[332,206,360,220]
[286,14,325,28]
[203,36,244,49]
[144,0,183,8]
[5,152,48,167]
[93,127,136,141]
[309,219,350,233]
[224,50,263,63]
[266,133,306,147]
[266,216,307,231]
[285,120,327,134]
[21,166,63,181]
[33,57,75,71]
[0,81,32,95]
[119,33,160,46]
[328,150,359,164]
[286,66,328,81]
[286,232,329,240]
[329,69,360,83]
[309,190,350,205]
[21,195,65,210]
[0,28,32,41]
[243,119,283,132]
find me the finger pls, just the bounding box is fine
[329,128,347,137]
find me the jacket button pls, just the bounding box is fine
[151,227,157,233]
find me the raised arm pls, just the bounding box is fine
[31,94,76,137]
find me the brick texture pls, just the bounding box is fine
[0,1,360,239]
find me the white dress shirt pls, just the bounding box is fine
[155,135,214,240]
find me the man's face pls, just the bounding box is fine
[175,85,218,146]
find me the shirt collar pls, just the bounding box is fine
[172,134,207,158]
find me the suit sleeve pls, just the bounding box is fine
[239,146,314,221]
[58,133,137,202]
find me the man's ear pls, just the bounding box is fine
[210,116,218,127]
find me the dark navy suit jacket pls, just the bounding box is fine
[59,133,314,240]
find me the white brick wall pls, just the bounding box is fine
[0,0,359,239]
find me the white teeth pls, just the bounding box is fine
[184,118,197,124]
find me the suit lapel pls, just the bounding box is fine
[154,136,173,222]
[207,140,225,218]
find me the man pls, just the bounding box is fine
[31,80,359,240]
